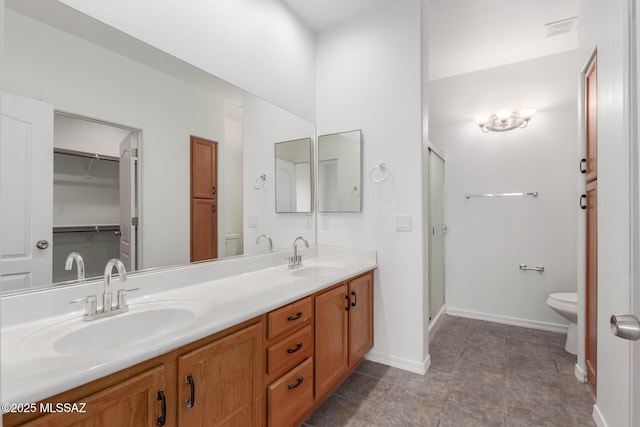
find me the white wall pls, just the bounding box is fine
[316,0,427,372]
[429,51,579,330]
[3,10,228,270]
[242,94,315,255]
[57,0,316,122]
[578,1,633,426]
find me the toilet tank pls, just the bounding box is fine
[225,233,241,257]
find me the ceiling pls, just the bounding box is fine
[281,0,578,80]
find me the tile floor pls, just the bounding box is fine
[303,315,595,426]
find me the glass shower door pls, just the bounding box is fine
[428,148,446,321]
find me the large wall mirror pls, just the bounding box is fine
[1,0,316,294]
[275,139,312,213]
[318,130,362,212]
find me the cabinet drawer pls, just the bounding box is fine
[268,296,312,339]
[268,357,314,427]
[267,325,313,376]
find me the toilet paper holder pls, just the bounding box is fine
[519,264,544,272]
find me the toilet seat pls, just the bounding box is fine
[548,292,577,305]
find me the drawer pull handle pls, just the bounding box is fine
[580,158,587,173]
[288,376,304,390]
[580,194,587,210]
[156,391,166,426]
[287,312,303,321]
[287,343,303,354]
[345,294,351,311]
[351,291,357,307]
[185,375,195,408]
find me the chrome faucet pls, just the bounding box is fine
[65,252,85,281]
[103,258,127,313]
[70,258,137,321]
[256,234,273,253]
[288,236,309,269]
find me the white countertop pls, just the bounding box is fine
[0,246,376,407]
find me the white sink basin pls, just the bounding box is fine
[19,300,207,356]
[291,265,342,278]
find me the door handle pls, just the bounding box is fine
[36,240,49,249]
[610,314,640,341]
[579,158,587,173]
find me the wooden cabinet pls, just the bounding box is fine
[178,323,262,426]
[20,366,166,427]
[5,320,262,427]
[5,270,374,427]
[314,272,374,400]
[348,272,374,367]
[314,284,349,399]
[190,136,218,262]
[267,357,314,427]
[264,296,314,427]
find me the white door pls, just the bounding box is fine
[1,94,54,291]
[119,133,137,272]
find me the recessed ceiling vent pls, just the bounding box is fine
[545,16,578,37]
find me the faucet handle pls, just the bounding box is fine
[117,288,139,309]
[70,295,98,317]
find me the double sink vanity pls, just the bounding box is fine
[1,245,376,426]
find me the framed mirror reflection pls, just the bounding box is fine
[318,130,362,213]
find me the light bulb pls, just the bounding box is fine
[495,109,512,121]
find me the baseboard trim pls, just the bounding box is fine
[574,363,587,383]
[446,307,569,333]
[428,304,447,342]
[592,404,607,427]
[365,350,429,375]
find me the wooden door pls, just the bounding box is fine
[178,324,262,427]
[1,94,54,292]
[314,284,349,399]
[584,54,598,397]
[22,366,166,427]
[348,272,374,367]
[586,179,598,396]
[190,136,218,262]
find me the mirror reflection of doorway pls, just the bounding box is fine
[52,113,139,282]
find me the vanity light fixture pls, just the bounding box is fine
[475,108,536,133]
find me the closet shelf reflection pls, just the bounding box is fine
[465,191,538,199]
[53,224,121,234]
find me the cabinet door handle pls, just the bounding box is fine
[351,291,357,307]
[212,185,216,196]
[156,391,166,426]
[287,312,303,321]
[287,343,303,354]
[580,194,587,210]
[212,204,216,213]
[185,375,195,408]
[345,294,351,311]
[287,376,304,390]
[580,158,587,173]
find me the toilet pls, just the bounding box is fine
[546,292,578,355]
[225,233,241,257]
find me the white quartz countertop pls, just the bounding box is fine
[1,248,376,406]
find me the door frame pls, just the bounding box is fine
[630,1,640,424]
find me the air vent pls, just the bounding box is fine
[545,16,578,37]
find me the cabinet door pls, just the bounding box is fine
[314,284,349,399]
[22,366,166,427]
[191,198,217,262]
[178,323,262,427]
[191,137,217,199]
[348,272,374,367]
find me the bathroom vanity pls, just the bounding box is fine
[1,247,376,427]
